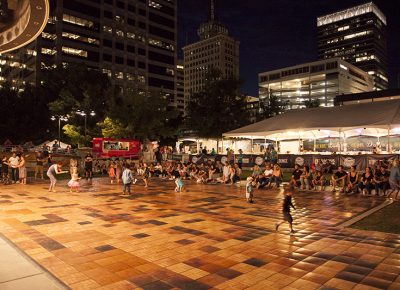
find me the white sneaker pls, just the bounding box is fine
[133,179,137,184]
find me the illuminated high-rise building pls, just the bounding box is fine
[317,2,388,90]
[0,0,178,108]
[182,0,239,108]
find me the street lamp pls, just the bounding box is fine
[51,115,69,142]
[76,110,96,138]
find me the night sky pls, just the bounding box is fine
[178,0,400,96]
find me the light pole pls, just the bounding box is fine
[51,115,69,142]
[76,110,96,138]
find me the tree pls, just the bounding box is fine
[257,94,288,121]
[41,63,113,145]
[304,98,320,108]
[0,83,52,143]
[105,88,181,140]
[187,69,249,138]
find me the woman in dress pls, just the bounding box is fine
[18,155,27,184]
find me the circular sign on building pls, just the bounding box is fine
[343,157,356,168]
[0,0,50,53]
[255,156,264,165]
[295,157,305,166]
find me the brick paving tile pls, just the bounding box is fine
[0,178,398,289]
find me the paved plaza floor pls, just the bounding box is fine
[0,178,399,289]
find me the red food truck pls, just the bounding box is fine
[92,138,141,158]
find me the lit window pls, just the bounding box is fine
[62,32,99,45]
[42,32,57,40]
[148,38,175,51]
[103,25,112,33]
[102,68,112,77]
[149,1,162,9]
[62,46,88,58]
[166,68,174,76]
[127,32,135,39]
[138,75,146,83]
[116,29,124,37]
[63,14,94,28]
[115,72,124,79]
[343,30,371,40]
[41,48,57,55]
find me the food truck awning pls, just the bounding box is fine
[224,100,400,140]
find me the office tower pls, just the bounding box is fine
[317,2,388,90]
[0,0,178,107]
[182,0,239,106]
[259,58,374,110]
[176,59,184,112]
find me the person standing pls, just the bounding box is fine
[121,165,134,196]
[388,160,400,200]
[47,162,68,192]
[271,147,278,165]
[84,152,93,181]
[35,152,44,180]
[8,152,20,184]
[18,155,27,185]
[246,177,254,203]
[237,149,244,169]
[275,185,296,235]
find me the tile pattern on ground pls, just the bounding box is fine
[0,178,399,289]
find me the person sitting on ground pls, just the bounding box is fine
[229,164,241,184]
[217,163,230,184]
[207,164,217,183]
[331,165,347,193]
[374,166,390,196]
[358,166,374,196]
[300,165,312,190]
[257,164,273,189]
[290,164,302,187]
[346,166,359,194]
[312,170,326,191]
[270,164,283,188]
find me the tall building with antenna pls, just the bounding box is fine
[182,0,239,113]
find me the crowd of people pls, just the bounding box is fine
[284,159,399,200]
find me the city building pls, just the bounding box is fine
[317,2,388,90]
[335,88,400,106]
[0,0,179,108]
[182,0,239,106]
[259,58,374,110]
[176,59,184,113]
[245,96,260,124]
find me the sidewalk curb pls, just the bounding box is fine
[336,199,394,229]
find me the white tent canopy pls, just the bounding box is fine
[37,139,71,149]
[224,100,400,140]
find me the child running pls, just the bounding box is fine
[174,174,184,193]
[246,176,254,203]
[67,167,81,192]
[275,185,296,235]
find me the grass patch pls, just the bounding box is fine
[350,202,400,234]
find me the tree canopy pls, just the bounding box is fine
[187,69,249,138]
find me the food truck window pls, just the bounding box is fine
[103,141,129,151]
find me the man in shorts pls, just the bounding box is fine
[84,152,93,181]
[35,152,44,180]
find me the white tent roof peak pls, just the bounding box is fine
[224,100,400,140]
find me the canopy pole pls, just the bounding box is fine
[387,126,390,152]
[251,137,254,153]
[264,136,267,152]
[339,129,342,154]
[197,139,200,154]
[275,137,278,152]
[221,138,224,154]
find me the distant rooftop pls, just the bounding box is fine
[317,2,386,27]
